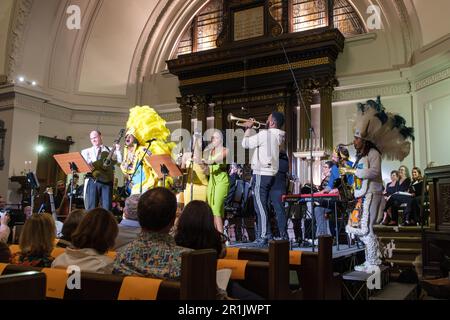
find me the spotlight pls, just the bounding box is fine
[35,145,44,153]
[18,76,25,83]
[31,81,37,86]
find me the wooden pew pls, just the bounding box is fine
[0,271,46,300]
[0,249,216,300]
[224,236,341,300]
[218,240,300,300]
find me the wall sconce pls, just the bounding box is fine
[16,76,37,87]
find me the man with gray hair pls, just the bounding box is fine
[114,194,141,250]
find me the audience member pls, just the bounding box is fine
[397,165,411,191]
[0,211,10,244]
[401,167,424,226]
[23,206,33,220]
[175,200,262,300]
[113,187,192,280]
[381,170,399,225]
[56,209,86,248]
[0,242,11,263]
[52,208,118,273]
[385,165,412,226]
[114,194,141,250]
[10,213,55,267]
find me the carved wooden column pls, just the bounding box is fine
[193,95,208,134]
[298,88,313,146]
[177,96,193,133]
[214,102,223,130]
[319,80,336,152]
[326,0,335,29]
[277,101,288,148]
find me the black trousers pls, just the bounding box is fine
[269,172,288,239]
[86,178,112,211]
[252,174,275,240]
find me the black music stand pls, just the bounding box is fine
[53,152,91,214]
[25,172,39,212]
[149,155,183,188]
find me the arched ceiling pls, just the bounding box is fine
[4,0,450,113]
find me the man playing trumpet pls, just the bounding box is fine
[241,112,285,247]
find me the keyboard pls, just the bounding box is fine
[282,193,341,208]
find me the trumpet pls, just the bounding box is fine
[227,113,266,129]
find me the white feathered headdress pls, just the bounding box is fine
[354,97,414,161]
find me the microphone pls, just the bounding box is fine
[146,138,157,143]
[193,130,202,138]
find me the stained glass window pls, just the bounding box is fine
[175,0,365,58]
[292,0,365,36]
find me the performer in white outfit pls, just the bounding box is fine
[81,130,122,211]
[340,97,414,273]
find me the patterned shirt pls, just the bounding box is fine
[112,231,192,280]
[10,252,54,268]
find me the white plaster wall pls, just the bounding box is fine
[8,108,40,177]
[415,77,450,168]
[412,0,450,46]
[16,0,59,86]
[0,0,14,76]
[0,108,14,198]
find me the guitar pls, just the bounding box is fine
[46,187,58,221]
[45,187,64,237]
[92,129,125,183]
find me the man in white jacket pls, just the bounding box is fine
[242,112,286,247]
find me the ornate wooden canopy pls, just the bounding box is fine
[167,0,345,170]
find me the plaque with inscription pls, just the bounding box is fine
[233,6,264,41]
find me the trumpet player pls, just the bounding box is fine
[241,112,285,247]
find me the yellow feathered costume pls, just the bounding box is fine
[121,106,176,194]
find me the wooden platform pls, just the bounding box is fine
[370,283,418,300]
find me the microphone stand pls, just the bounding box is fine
[127,140,153,195]
[280,40,317,251]
[69,162,79,214]
[189,132,200,203]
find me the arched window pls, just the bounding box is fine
[292,0,366,36]
[175,0,365,57]
[176,0,223,57]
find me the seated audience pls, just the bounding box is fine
[52,208,118,273]
[114,194,141,250]
[0,195,10,243]
[56,209,86,248]
[23,206,33,220]
[381,170,399,225]
[0,242,11,263]
[10,213,55,267]
[0,211,10,244]
[384,165,411,226]
[401,167,424,226]
[175,200,262,300]
[113,187,192,280]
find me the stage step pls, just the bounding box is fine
[369,282,418,300]
[385,259,415,269]
[379,236,422,249]
[388,248,421,261]
[374,225,425,238]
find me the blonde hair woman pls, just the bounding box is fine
[10,213,56,267]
